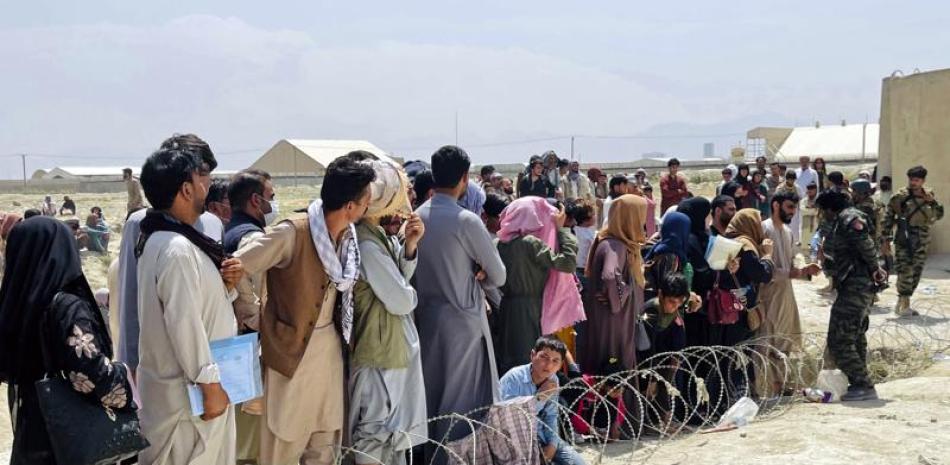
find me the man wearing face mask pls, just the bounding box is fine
[225,168,276,327]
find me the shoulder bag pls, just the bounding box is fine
[706,273,743,325]
[34,292,149,465]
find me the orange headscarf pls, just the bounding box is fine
[587,194,647,287]
[724,208,767,256]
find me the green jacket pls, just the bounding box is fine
[824,207,880,287]
[351,223,409,369]
[882,187,944,239]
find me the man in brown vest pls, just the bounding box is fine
[234,155,376,465]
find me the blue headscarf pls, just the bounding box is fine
[646,211,691,263]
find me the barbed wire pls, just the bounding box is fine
[328,297,949,464]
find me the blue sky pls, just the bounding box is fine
[1,1,947,177]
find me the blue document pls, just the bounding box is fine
[187,333,263,416]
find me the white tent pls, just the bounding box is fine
[250,139,398,177]
[773,124,879,162]
[31,166,139,180]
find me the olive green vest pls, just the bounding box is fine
[351,223,409,369]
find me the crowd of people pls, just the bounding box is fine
[0,135,944,465]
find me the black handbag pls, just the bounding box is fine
[34,292,149,465]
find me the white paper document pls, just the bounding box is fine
[188,333,263,416]
[705,235,745,270]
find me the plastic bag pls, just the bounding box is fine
[815,369,849,402]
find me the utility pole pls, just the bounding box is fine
[570,136,575,161]
[20,154,26,186]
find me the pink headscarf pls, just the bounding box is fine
[497,197,585,334]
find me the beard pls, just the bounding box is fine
[779,210,793,224]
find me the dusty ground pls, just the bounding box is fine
[1,185,949,464]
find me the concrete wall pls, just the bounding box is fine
[878,67,950,253]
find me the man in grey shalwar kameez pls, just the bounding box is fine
[413,146,506,465]
[349,161,428,465]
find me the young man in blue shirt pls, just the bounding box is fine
[499,337,587,465]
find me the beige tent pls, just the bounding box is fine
[250,139,397,177]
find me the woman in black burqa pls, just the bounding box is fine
[0,216,134,464]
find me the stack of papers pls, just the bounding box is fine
[187,333,263,416]
[705,235,744,270]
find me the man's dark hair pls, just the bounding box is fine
[483,193,509,219]
[815,190,850,213]
[608,174,628,198]
[140,148,204,210]
[770,161,780,167]
[784,170,797,180]
[711,195,735,213]
[806,183,818,190]
[880,175,892,184]
[756,156,767,163]
[778,164,788,172]
[771,189,801,211]
[907,165,928,179]
[320,156,376,211]
[344,150,379,162]
[24,208,41,219]
[413,170,435,207]
[480,165,496,178]
[430,145,471,189]
[122,167,133,175]
[528,158,543,169]
[557,158,570,168]
[828,171,845,186]
[720,181,741,199]
[667,158,680,167]
[160,133,217,171]
[570,200,595,225]
[206,178,229,208]
[533,336,567,360]
[659,273,690,299]
[229,170,269,211]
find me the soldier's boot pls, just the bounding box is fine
[841,385,878,402]
[894,295,919,317]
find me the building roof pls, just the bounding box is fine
[250,139,399,177]
[32,166,140,179]
[773,123,879,162]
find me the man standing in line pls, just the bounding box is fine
[205,178,232,227]
[124,167,146,217]
[710,195,736,237]
[234,155,376,464]
[881,165,945,316]
[794,155,818,195]
[818,190,886,401]
[766,162,784,198]
[414,145,506,465]
[759,190,820,396]
[659,158,688,212]
[600,174,629,228]
[561,160,594,203]
[223,168,276,464]
[776,170,805,245]
[136,146,244,465]
[117,134,228,375]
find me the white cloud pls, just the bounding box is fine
[0,15,691,168]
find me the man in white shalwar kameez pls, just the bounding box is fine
[136,147,243,465]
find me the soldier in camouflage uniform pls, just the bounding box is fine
[881,166,945,316]
[818,190,886,401]
[816,179,852,294]
[851,179,884,302]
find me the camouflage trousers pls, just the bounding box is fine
[827,281,873,388]
[895,227,931,296]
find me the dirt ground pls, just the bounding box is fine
[2,186,949,464]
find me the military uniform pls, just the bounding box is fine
[881,187,944,311]
[823,207,881,394]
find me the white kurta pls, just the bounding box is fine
[137,231,238,465]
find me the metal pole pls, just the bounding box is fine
[861,122,867,163]
[455,111,459,146]
[21,154,26,186]
[571,136,575,161]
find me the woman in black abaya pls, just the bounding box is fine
[0,217,134,464]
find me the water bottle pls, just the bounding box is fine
[803,388,832,403]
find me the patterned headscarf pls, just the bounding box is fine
[364,160,411,219]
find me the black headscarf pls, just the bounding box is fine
[677,197,712,250]
[0,216,104,383]
[136,209,227,268]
